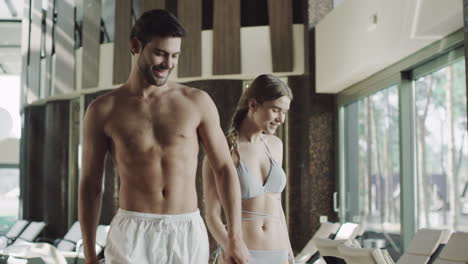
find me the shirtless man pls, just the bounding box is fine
[78,9,249,264]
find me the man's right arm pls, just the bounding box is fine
[78,101,108,264]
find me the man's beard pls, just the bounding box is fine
[138,57,171,87]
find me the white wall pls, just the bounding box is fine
[316,0,463,94]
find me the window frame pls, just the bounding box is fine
[336,28,465,250]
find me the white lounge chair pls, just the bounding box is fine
[338,240,393,264]
[394,228,451,264]
[295,222,341,264]
[432,231,468,264]
[0,220,29,249]
[315,222,361,262]
[55,221,81,251]
[9,221,46,247]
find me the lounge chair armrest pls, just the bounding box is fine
[372,249,395,264]
[315,238,348,248]
[337,244,374,257]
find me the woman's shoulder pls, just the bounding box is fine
[263,134,283,151]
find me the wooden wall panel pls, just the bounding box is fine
[141,0,165,12]
[113,1,132,85]
[267,0,294,72]
[21,106,46,221]
[43,101,70,238]
[53,0,76,95]
[177,0,202,77]
[82,0,101,89]
[213,0,241,75]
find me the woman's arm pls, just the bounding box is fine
[202,157,229,249]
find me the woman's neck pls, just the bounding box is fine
[238,118,262,143]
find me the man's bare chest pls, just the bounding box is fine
[105,103,200,150]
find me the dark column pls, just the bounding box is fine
[286,0,337,253]
[43,101,70,238]
[21,105,46,221]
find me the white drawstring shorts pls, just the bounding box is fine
[105,208,209,264]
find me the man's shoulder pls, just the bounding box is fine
[170,82,212,107]
[171,82,208,100]
[86,88,120,116]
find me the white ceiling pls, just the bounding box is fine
[315,0,463,94]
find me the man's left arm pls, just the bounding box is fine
[195,90,249,264]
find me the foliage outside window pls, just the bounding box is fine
[414,59,468,231]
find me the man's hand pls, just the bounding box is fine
[223,236,250,264]
[84,256,100,264]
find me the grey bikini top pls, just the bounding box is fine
[235,137,287,200]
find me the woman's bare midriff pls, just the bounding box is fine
[240,194,290,251]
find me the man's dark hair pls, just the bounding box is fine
[130,9,186,49]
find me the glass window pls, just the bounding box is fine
[0,75,21,139]
[414,58,468,231]
[0,74,21,234]
[0,167,19,235]
[344,84,401,251]
[101,0,115,43]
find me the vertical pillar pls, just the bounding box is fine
[21,105,46,221]
[213,0,241,75]
[112,1,132,85]
[286,0,337,252]
[43,101,70,237]
[53,0,75,95]
[267,0,294,72]
[82,0,101,89]
[177,0,202,77]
